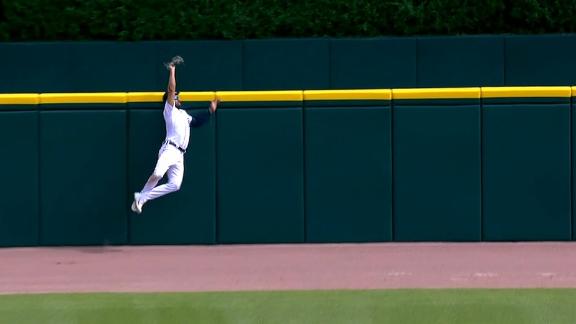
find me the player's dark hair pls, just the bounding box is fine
[162,91,179,106]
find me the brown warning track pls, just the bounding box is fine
[1,242,576,295]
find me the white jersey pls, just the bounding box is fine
[163,101,192,150]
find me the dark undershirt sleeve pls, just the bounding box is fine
[190,109,212,128]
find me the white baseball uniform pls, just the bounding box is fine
[138,101,192,204]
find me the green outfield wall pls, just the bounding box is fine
[3,35,576,94]
[0,87,574,246]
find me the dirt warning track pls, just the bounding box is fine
[1,242,576,294]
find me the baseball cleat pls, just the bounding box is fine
[131,192,143,214]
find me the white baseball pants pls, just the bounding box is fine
[139,143,184,204]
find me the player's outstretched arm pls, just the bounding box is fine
[190,98,219,128]
[166,64,177,107]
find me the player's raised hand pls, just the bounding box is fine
[209,97,220,113]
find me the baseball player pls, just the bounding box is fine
[131,59,219,214]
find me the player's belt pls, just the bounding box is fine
[165,140,186,154]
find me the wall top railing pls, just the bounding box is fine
[0,87,574,105]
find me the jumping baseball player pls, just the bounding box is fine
[131,57,218,214]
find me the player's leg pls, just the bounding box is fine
[140,150,184,205]
[166,159,184,191]
[132,147,178,213]
[141,159,184,202]
[140,174,162,195]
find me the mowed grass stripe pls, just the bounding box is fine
[1,289,576,324]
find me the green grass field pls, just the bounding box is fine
[1,289,576,324]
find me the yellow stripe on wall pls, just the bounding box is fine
[126,92,216,102]
[3,87,576,105]
[179,92,216,101]
[482,87,571,98]
[216,91,303,102]
[0,93,40,105]
[392,88,481,100]
[39,93,128,104]
[304,89,392,100]
[126,92,164,103]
